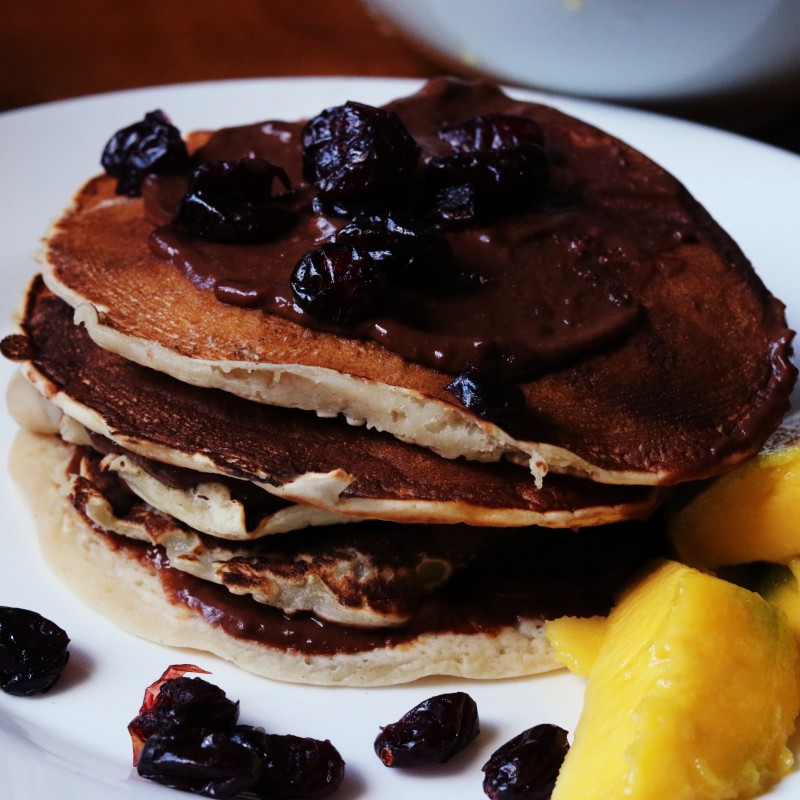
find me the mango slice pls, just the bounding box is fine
[670,411,800,569]
[551,560,799,800]
[545,615,608,677]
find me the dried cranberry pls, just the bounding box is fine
[0,606,70,696]
[374,692,480,767]
[439,113,545,153]
[428,112,549,222]
[445,368,527,427]
[231,725,345,798]
[333,211,456,291]
[482,724,569,800]
[128,676,240,760]
[301,101,420,208]
[174,158,295,243]
[101,110,189,197]
[137,727,261,798]
[290,241,387,326]
[428,149,549,222]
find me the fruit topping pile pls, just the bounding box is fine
[428,112,549,222]
[174,158,295,243]
[129,665,345,799]
[101,100,551,335]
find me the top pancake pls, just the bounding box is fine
[42,78,796,485]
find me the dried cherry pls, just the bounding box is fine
[131,667,346,798]
[0,606,69,696]
[333,211,456,292]
[128,676,240,761]
[374,692,480,767]
[173,158,295,243]
[428,112,549,222]
[301,101,420,209]
[481,724,569,800]
[445,368,527,427]
[137,727,261,799]
[231,725,346,798]
[101,110,189,197]
[438,113,545,154]
[290,241,387,326]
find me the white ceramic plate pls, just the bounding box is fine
[0,77,797,799]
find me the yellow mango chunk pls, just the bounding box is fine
[546,615,608,677]
[551,560,799,800]
[670,411,800,569]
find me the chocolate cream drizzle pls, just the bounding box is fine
[139,519,667,655]
[142,79,692,377]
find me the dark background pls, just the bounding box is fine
[3,0,799,153]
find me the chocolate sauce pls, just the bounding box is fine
[144,79,692,377]
[153,519,666,656]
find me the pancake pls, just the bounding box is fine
[10,427,665,685]
[98,449,351,540]
[42,78,796,486]
[2,278,664,530]
[69,436,352,540]
[68,447,510,628]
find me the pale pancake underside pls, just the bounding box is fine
[102,452,353,540]
[10,429,559,686]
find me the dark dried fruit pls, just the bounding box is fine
[173,158,295,243]
[482,724,569,800]
[333,211,456,291]
[130,664,214,762]
[374,692,480,767]
[128,676,240,761]
[428,112,549,222]
[101,110,189,197]
[0,606,70,696]
[301,101,420,208]
[445,368,527,427]
[130,669,346,799]
[428,149,549,222]
[290,241,387,326]
[438,113,545,154]
[137,727,261,799]
[231,725,346,798]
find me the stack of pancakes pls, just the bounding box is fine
[2,78,795,686]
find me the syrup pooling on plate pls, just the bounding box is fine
[142,79,671,379]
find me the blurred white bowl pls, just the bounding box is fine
[366,0,800,106]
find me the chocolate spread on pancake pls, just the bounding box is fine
[148,519,667,654]
[144,79,693,377]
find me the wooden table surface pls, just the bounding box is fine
[3,0,799,154]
